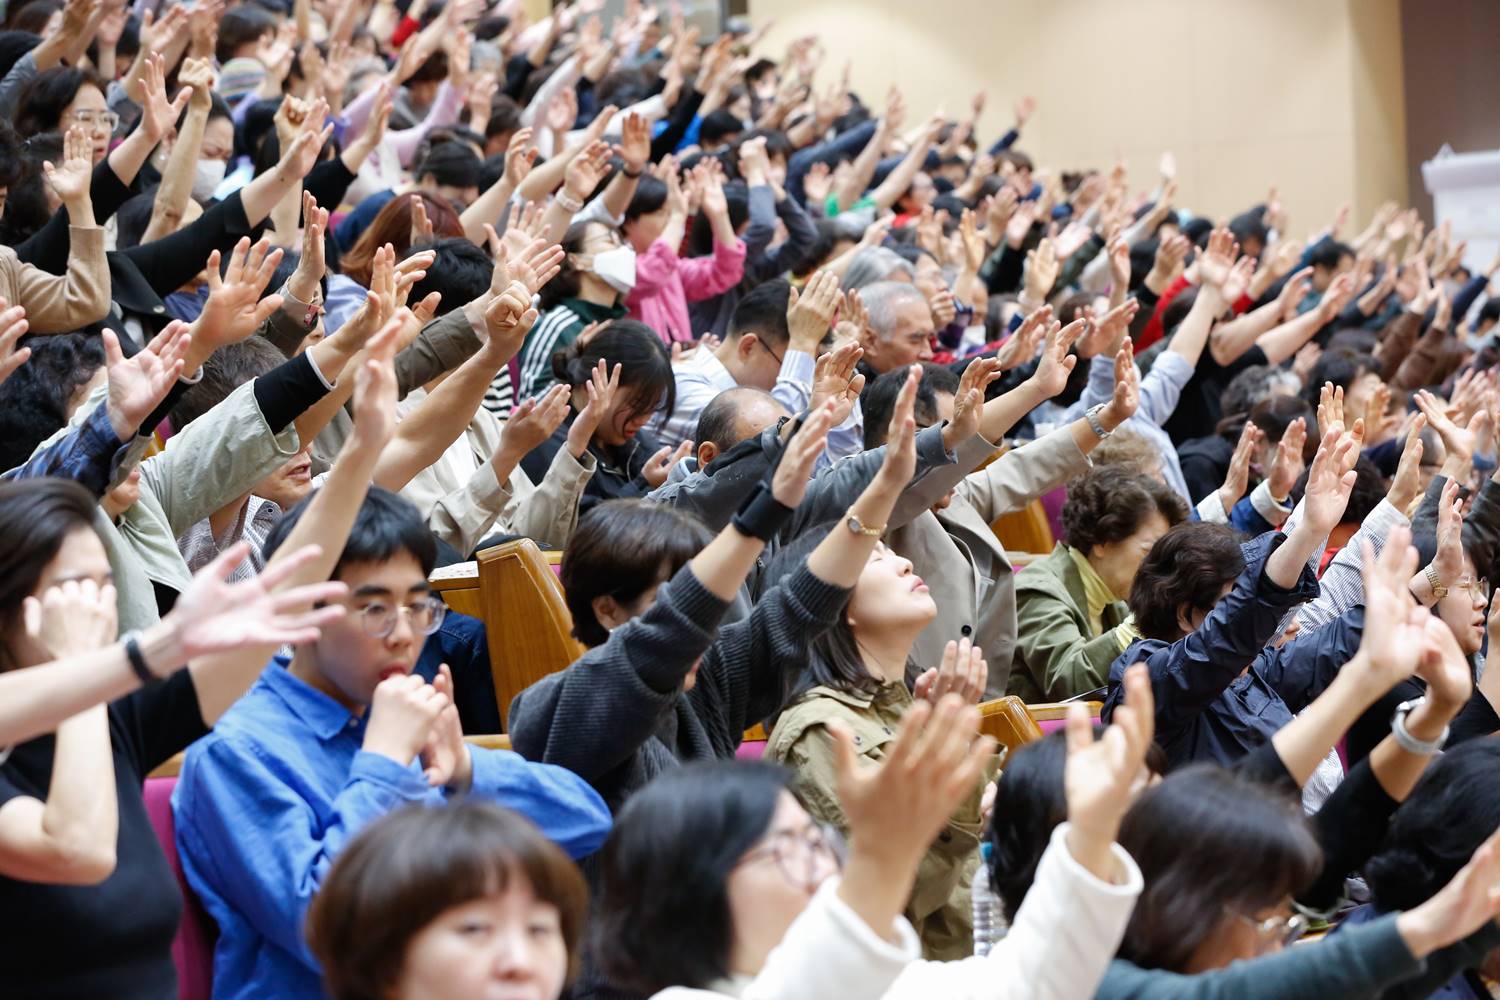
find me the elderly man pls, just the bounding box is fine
[857,280,937,377]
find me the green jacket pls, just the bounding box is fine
[766,681,985,961]
[1008,544,1129,703]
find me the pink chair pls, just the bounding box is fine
[142,777,216,1000]
[735,740,767,760]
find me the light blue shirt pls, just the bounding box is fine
[650,347,816,450]
[1068,350,1195,501]
[172,659,610,1000]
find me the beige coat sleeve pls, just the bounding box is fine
[0,226,111,333]
[955,426,1089,523]
[498,445,595,549]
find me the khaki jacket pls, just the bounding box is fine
[399,388,596,554]
[767,681,987,961]
[0,225,111,333]
[887,428,1090,697]
[1009,544,1130,703]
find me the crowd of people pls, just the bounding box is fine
[0,0,1497,997]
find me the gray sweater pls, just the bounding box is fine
[507,561,850,814]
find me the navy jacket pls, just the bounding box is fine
[1103,531,1364,769]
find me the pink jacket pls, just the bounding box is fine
[627,236,746,343]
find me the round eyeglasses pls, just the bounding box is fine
[736,823,846,890]
[352,595,448,639]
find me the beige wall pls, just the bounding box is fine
[750,0,1407,233]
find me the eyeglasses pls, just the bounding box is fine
[1237,909,1308,950]
[753,335,783,365]
[736,823,845,890]
[351,595,448,638]
[1455,576,1491,602]
[67,109,119,131]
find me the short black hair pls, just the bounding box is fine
[560,499,714,646]
[1118,766,1321,973]
[0,332,104,472]
[14,65,103,138]
[624,175,668,225]
[216,3,279,64]
[1476,298,1500,328]
[687,179,748,256]
[1128,522,1245,641]
[484,95,523,140]
[1061,466,1188,555]
[699,108,744,147]
[1366,739,1500,912]
[416,141,481,190]
[860,363,957,449]
[0,477,100,668]
[263,486,438,581]
[403,238,493,315]
[1307,239,1355,271]
[551,320,676,426]
[593,760,791,993]
[170,336,288,429]
[1227,210,1269,250]
[1302,348,1379,407]
[727,278,790,348]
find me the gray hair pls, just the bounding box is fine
[1221,365,1302,419]
[860,281,929,338]
[844,247,915,291]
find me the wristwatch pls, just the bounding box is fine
[1085,404,1114,440]
[1391,697,1449,755]
[1424,563,1448,600]
[846,515,885,538]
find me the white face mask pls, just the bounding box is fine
[591,245,638,295]
[191,159,227,203]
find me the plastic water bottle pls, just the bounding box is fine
[972,842,1005,956]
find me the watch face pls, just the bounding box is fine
[846,516,861,534]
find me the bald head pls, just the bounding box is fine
[694,387,790,468]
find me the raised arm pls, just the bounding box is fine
[867,117,940,215]
[143,57,213,244]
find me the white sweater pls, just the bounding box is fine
[652,823,1143,1000]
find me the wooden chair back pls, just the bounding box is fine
[476,538,586,728]
[990,499,1055,556]
[978,696,1044,756]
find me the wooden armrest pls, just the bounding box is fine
[1026,701,1103,722]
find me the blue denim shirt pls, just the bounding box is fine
[171,658,610,1000]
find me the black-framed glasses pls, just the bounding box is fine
[736,823,845,889]
[352,595,447,638]
[753,335,783,365]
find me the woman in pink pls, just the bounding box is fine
[623,160,746,344]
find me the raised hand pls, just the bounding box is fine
[162,542,350,666]
[487,233,565,298]
[103,323,190,441]
[1065,662,1154,880]
[1021,237,1059,305]
[23,579,117,659]
[1415,389,1484,467]
[363,674,449,767]
[179,56,217,112]
[1027,314,1083,399]
[420,664,473,790]
[478,280,539,361]
[194,237,286,356]
[1351,526,1429,692]
[1195,227,1239,294]
[1386,413,1426,512]
[1301,427,1361,535]
[566,360,619,458]
[641,440,693,489]
[138,53,191,144]
[564,140,614,202]
[1267,416,1307,500]
[1218,420,1262,513]
[0,300,29,387]
[913,636,987,705]
[808,341,865,427]
[1430,478,1466,594]
[1100,338,1140,428]
[834,288,868,346]
[499,384,571,459]
[873,364,920,489]
[409,194,435,246]
[996,305,1051,372]
[42,127,94,208]
[787,269,843,352]
[351,313,402,449]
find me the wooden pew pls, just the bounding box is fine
[978,695,1043,755]
[475,539,587,729]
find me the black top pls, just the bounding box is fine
[0,672,208,1000]
[521,411,665,517]
[1161,342,1270,446]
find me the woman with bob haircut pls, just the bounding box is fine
[0,477,347,998]
[306,801,589,1000]
[593,666,1152,1000]
[518,319,680,514]
[1010,465,1188,703]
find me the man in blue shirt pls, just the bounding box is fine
[172,487,610,1000]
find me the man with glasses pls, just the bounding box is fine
[647,273,840,452]
[171,486,610,1000]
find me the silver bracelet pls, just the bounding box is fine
[1391,697,1448,755]
[1085,404,1113,440]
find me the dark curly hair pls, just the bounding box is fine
[1060,467,1188,556]
[1128,522,1244,641]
